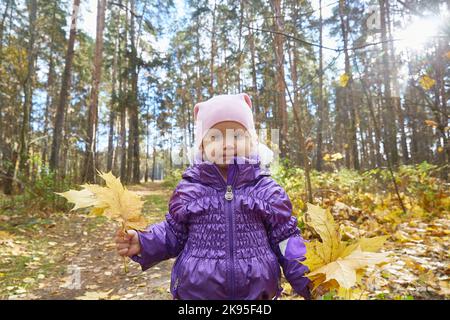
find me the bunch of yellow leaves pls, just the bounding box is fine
[339,73,350,87]
[419,75,435,90]
[55,171,148,272]
[303,203,390,299]
[323,152,344,162]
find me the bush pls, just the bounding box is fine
[162,167,185,189]
[0,167,75,215]
[272,160,449,218]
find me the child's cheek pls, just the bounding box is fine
[203,141,223,162]
[236,138,251,157]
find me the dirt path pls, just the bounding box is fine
[1,182,175,300]
[24,214,175,300]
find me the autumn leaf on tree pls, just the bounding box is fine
[424,119,438,128]
[55,171,148,272]
[323,152,343,162]
[303,203,390,299]
[419,75,435,90]
[330,153,344,161]
[339,73,350,87]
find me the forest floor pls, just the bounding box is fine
[0,181,449,300]
[0,182,174,300]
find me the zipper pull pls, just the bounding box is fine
[224,185,233,201]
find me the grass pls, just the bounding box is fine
[142,193,171,224]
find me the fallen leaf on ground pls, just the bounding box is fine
[304,203,390,298]
[75,289,114,300]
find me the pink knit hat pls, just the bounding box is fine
[193,93,257,154]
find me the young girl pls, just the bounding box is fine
[115,93,311,300]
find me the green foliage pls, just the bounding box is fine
[322,291,336,300]
[362,162,450,216]
[272,160,449,219]
[162,167,185,189]
[1,167,74,215]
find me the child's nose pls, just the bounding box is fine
[223,143,235,153]
[223,139,235,150]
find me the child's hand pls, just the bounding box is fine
[115,229,141,257]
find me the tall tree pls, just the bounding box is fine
[50,0,80,176]
[316,0,325,171]
[379,0,399,166]
[84,0,107,183]
[128,0,140,184]
[270,0,288,159]
[338,0,359,170]
[18,0,37,184]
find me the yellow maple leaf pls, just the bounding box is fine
[419,75,435,90]
[55,171,149,272]
[339,73,350,87]
[57,171,147,230]
[89,207,106,217]
[307,247,389,289]
[337,287,366,299]
[305,203,342,262]
[75,289,114,300]
[55,188,104,211]
[304,203,390,297]
[354,236,389,252]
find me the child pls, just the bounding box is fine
[115,93,311,300]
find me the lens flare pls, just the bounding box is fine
[394,6,449,52]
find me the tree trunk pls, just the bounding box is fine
[248,12,260,129]
[144,98,150,183]
[236,1,244,92]
[270,0,288,159]
[84,0,107,183]
[339,0,359,170]
[379,0,399,166]
[0,0,11,148]
[130,0,140,184]
[18,0,38,185]
[316,0,324,171]
[50,0,80,176]
[209,0,217,97]
[119,100,127,181]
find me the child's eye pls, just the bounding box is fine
[208,135,222,142]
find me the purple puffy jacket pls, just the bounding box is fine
[130,156,311,300]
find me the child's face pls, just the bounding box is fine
[201,121,253,167]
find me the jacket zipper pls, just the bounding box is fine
[226,186,235,299]
[212,162,237,300]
